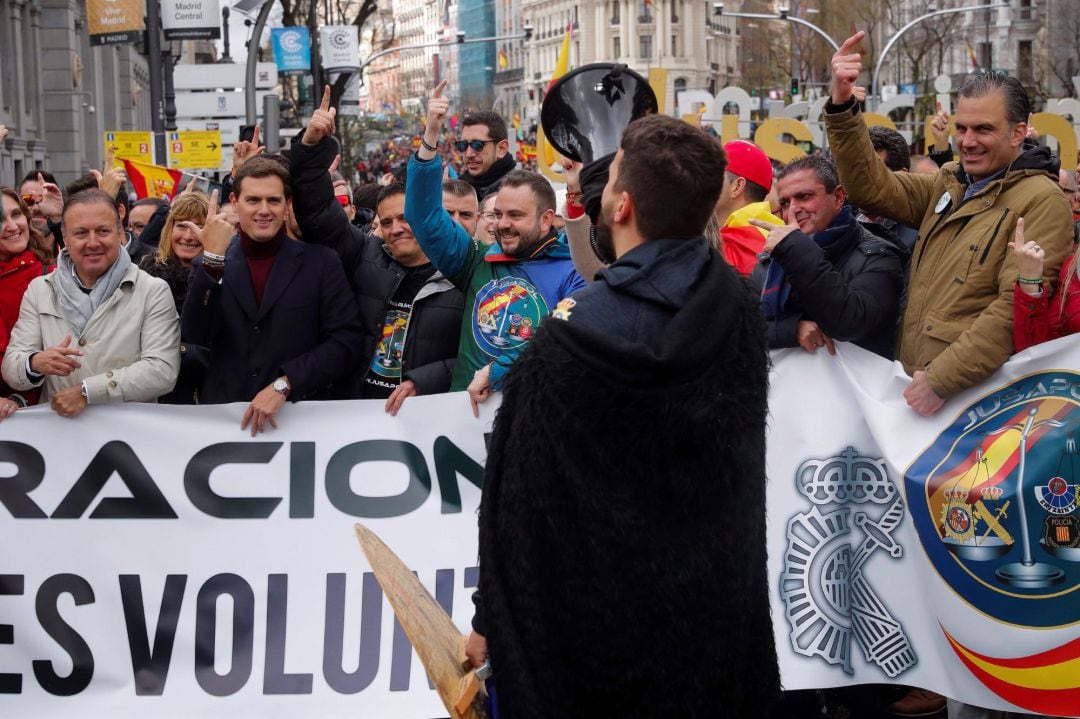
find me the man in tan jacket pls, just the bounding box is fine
[826,33,1073,416]
[2,189,180,417]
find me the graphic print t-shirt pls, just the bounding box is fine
[362,263,436,399]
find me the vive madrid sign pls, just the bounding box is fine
[1,343,1078,717]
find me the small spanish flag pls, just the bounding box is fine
[512,113,521,130]
[122,158,184,200]
[498,48,509,69]
[965,38,980,70]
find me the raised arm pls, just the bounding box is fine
[404,80,479,282]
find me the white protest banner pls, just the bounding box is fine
[319,26,360,72]
[0,395,494,718]
[768,339,1080,718]
[2,344,1079,716]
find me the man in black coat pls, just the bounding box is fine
[468,114,780,718]
[181,157,363,434]
[750,154,904,359]
[289,88,463,414]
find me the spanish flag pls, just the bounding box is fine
[498,48,509,69]
[944,628,1080,715]
[966,38,980,70]
[925,398,1073,529]
[122,159,184,200]
[548,24,572,92]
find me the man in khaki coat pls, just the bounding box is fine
[826,33,1074,416]
[2,189,180,417]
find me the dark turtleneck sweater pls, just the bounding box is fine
[241,230,285,306]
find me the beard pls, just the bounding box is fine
[499,219,545,258]
[592,206,617,265]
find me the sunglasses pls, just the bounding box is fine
[335,195,352,207]
[20,194,39,207]
[454,139,497,153]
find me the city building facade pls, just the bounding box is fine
[1,0,151,186]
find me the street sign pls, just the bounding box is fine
[103,131,153,166]
[167,130,223,170]
[173,62,278,90]
[174,90,271,118]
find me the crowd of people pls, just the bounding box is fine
[1,32,1077,718]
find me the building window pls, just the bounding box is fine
[977,41,991,70]
[613,36,621,58]
[1018,40,1033,82]
[640,34,653,59]
[672,34,677,56]
[672,1,679,22]
[639,0,652,22]
[612,0,620,24]
[1019,0,1032,20]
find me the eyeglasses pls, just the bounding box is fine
[454,139,497,153]
[20,194,39,207]
[335,195,352,208]
[480,212,498,221]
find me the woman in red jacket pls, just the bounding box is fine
[1012,216,1080,351]
[0,186,54,418]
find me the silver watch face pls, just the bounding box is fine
[273,379,289,393]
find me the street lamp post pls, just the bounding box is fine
[713,3,840,52]
[871,2,1011,109]
[355,28,534,86]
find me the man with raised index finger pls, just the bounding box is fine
[825,32,1073,417]
[404,80,585,409]
[289,86,464,416]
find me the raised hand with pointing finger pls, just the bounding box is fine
[231,124,264,178]
[419,80,450,161]
[35,171,65,223]
[830,31,867,106]
[303,85,337,147]
[198,189,235,259]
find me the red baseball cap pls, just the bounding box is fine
[723,140,773,192]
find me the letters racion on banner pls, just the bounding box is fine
[1,342,1079,717]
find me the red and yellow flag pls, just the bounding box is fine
[498,48,509,69]
[927,398,1073,518]
[123,159,183,200]
[944,628,1080,716]
[965,38,980,70]
[548,24,572,92]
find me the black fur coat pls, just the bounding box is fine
[478,252,780,718]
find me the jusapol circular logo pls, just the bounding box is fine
[472,276,547,358]
[906,371,1080,628]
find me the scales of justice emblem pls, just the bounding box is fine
[934,407,1080,589]
[779,447,916,677]
[907,380,1080,629]
[472,276,547,358]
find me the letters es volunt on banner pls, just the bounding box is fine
[1,342,1079,717]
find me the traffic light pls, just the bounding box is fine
[790,78,800,96]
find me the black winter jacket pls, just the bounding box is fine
[290,134,464,397]
[751,218,904,358]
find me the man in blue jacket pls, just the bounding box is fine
[405,80,585,409]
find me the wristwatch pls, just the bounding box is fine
[272,377,291,397]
